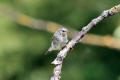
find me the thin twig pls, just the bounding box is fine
[50,4,120,80]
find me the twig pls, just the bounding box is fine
[50,4,120,80]
[0,5,120,50]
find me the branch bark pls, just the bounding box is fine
[50,4,120,80]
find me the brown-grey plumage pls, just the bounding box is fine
[45,27,68,55]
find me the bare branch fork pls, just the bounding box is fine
[50,4,120,80]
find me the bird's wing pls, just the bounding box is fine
[52,35,57,42]
[51,35,59,46]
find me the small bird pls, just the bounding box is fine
[45,27,68,55]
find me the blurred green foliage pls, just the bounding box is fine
[0,0,120,80]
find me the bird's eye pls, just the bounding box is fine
[62,30,65,32]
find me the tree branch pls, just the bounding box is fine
[50,4,120,80]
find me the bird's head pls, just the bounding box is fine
[57,27,69,37]
[59,27,68,33]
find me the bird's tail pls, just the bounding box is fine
[45,47,52,55]
[45,51,50,55]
